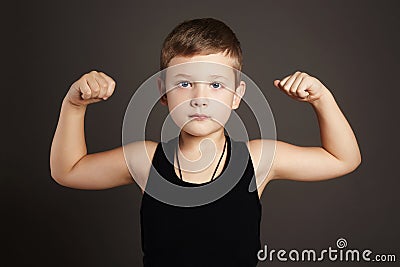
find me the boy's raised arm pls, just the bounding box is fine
[253,71,361,186]
[50,71,151,190]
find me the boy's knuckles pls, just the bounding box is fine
[101,88,108,95]
[80,86,88,94]
[303,76,313,83]
[74,71,116,101]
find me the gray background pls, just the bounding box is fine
[4,0,399,266]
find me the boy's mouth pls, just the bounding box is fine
[189,113,210,120]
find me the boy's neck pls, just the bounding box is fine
[178,129,226,158]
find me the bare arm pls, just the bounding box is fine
[50,98,90,184]
[50,98,135,189]
[50,71,155,190]
[250,71,361,194]
[274,71,361,180]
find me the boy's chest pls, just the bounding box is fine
[172,151,229,184]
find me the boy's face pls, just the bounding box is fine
[158,52,245,137]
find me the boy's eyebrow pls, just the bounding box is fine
[173,74,192,79]
[173,73,230,81]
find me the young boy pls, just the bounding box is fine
[50,18,361,266]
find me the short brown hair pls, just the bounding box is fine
[160,18,243,71]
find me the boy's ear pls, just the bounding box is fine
[157,76,168,106]
[232,81,246,110]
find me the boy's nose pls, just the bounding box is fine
[190,97,209,108]
[190,82,209,108]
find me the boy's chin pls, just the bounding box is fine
[180,123,224,137]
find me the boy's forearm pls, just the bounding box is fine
[310,90,361,168]
[50,98,88,180]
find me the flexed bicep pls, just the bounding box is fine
[271,140,355,182]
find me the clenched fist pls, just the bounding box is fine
[65,70,116,107]
[273,71,329,103]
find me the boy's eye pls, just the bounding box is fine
[177,81,223,89]
[178,81,192,88]
[211,82,222,89]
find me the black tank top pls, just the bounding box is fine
[140,134,262,266]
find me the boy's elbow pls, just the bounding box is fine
[50,167,71,187]
[342,153,362,175]
[349,159,361,173]
[50,171,67,187]
[50,160,65,186]
[353,151,362,170]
